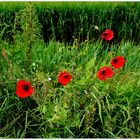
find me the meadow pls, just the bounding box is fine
[0,2,140,138]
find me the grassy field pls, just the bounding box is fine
[0,2,140,138]
[0,2,140,43]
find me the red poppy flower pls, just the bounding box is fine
[110,56,125,69]
[101,29,114,41]
[58,71,73,86]
[96,66,114,80]
[16,80,34,98]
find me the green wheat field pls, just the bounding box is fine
[0,2,140,138]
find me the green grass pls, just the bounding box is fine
[34,2,140,43]
[0,2,140,138]
[0,38,140,138]
[0,2,140,43]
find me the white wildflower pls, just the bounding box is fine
[48,77,52,82]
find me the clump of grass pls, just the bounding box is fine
[0,35,140,137]
[0,2,140,44]
[35,2,140,44]
[0,2,140,138]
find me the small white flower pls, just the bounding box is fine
[32,63,35,66]
[137,107,139,110]
[95,26,99,30]
[48,77,52,82]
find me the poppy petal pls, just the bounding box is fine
[101,29,114,41]
[58,71,73,86]
[16,80,34,98]
[97,66,114,81]
[110,56,125,69]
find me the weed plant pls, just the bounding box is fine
[0,2,140,138]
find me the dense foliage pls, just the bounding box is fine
[0,2,140,44]
[0,2,140,138]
